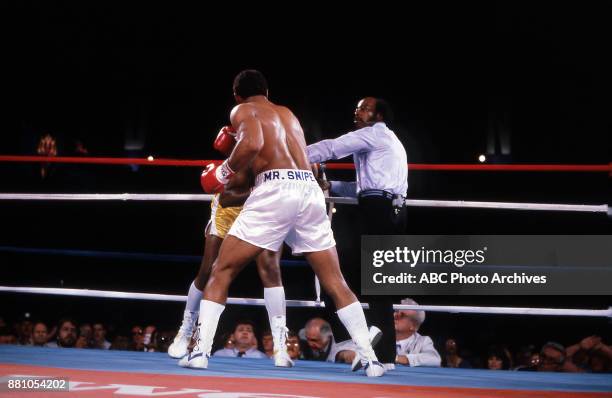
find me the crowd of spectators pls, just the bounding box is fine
[2,300,610,373]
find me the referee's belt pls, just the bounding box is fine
[358,189,405,207]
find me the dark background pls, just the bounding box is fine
[1,2,610,355]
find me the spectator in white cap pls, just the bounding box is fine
[394,298,441,367]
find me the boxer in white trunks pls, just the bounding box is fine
[168,128,292,367]
[181,70,384,377]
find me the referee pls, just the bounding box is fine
[307,97,408,368]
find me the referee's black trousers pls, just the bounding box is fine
[321,194,406,364]
[358,194,406,364]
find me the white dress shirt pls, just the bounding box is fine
[213,347,267,359]
[396,332,442,367]
[307,122,408,196]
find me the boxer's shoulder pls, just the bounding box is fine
[230,103,257,119]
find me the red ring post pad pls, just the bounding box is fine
[0,155,610,172]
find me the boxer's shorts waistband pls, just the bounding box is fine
[254,169,316,187]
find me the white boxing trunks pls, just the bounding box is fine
[227,169,336,254]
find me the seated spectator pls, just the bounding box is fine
[0,326,17,345]
[76,323,93,348]
[213,320,267,358]
[537,341,577,372]
[486,346,511,370]
[300,317,356,363]
[143,325,158,352]
[588,351,612,373]
[30,322,50,347]
[261,330,274,358]
[17,314,33,345]
[286,331,302,360]
[110,335,131,351]
[513,344,538,371]
[566,336,612,373]
[47,319,78,348]
[130,325,145,351]
[394,298,441,367]
[443,338,472,368]
[92,323,111,350]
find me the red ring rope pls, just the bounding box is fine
[0,155,610,173]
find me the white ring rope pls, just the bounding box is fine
[0,193,608,213]
[1,193,609,319]
[1,286,611,318]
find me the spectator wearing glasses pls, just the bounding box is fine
[286,331,302,360]
[394,298,441,367]
[537,342,579,373]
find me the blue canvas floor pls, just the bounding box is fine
[1,345,611,394]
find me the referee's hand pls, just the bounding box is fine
[316,178,330,192]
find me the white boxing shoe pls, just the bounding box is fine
[178,343,209,369]
[168,330,191,359]
[168,311,196,359]
[348,325,385,377]
[383,363,396,371]
[364,360,386,377]
[274,349,294,368]
[351,325,383,372]
[271,315,294,368]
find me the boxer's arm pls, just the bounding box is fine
[227,104,264,172]
[219,189,250,208]
[219,169,252,207]
[307,127,377,163]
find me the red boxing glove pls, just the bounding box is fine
[200,161,235,194]
[213,125,237,156]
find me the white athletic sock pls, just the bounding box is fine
[264,286,285,319]
[336,301,376,362]
[196,300,225,356]
[179,310,196,336]
[264,286,287,352]
[186,281,202,314]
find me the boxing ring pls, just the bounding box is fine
[1,156,611,397]
[2,344,612,398]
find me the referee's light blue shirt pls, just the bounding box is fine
[307,122,408,197]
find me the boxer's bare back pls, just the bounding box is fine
[228,96,310,175]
